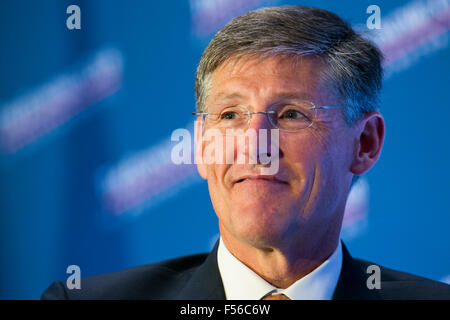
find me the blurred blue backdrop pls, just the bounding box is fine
[0,0,449,299]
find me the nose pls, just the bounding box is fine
[247,112,273,132]
[245,112,281,165]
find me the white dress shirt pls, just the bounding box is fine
[217,237,343,300]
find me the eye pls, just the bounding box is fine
[218,107,246,121]
[279,109,307,120]
[220,111,239,120]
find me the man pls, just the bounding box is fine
[42,5,450,300]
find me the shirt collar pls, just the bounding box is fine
[217,237,342,300]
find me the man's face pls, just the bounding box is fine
[196,55,357,248]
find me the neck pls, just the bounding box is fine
[219,221,341,289]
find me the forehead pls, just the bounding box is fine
[208,55,334,105]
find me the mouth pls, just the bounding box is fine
[233,176,287,185]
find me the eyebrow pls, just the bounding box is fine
[212,92,245,102]
[212,91,312,103]
[268,92,313,102]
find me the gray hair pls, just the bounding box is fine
[195,5,383,124]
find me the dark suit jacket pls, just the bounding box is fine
[41,242,450,300]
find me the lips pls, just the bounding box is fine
[233,175,287,185]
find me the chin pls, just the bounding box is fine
[227,206,288,246]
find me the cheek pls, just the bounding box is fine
[281,132,340,202]
[206,164,226,193]
[281,134,321,181]
[206,164,232,212]
[289,128,342,169]
[294,130,352,214]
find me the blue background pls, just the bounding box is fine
[0,0,449,299]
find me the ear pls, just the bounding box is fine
[195,117,208,180]
[350,112,385,175]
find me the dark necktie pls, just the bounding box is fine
[261,292,291,300]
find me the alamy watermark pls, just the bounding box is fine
[367,5,381,29]
[66,5,81,30]
[366,264,381,289]
[171,128,280,175]
[66,264,81,289]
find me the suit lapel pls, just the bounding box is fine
[175,241,226,300]
[332,241,382,300]
[175,240,382,300]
